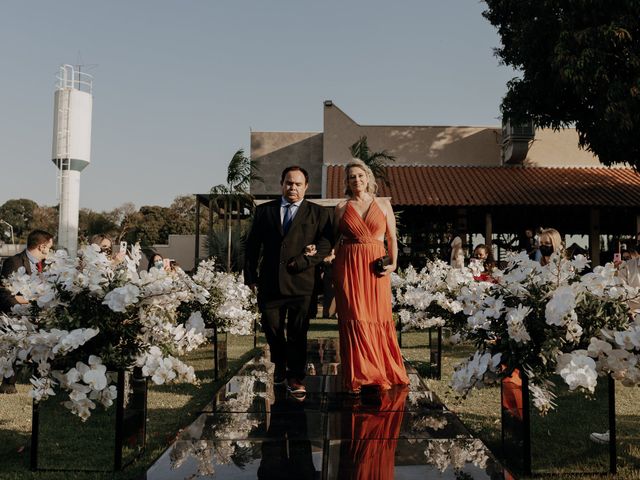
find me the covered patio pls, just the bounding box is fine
[325,165,640,267]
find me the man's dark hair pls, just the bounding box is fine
[27,230,53,250]
[628,245,638,254]
[280,166,309,185]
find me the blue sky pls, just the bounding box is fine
[0,1,515,211]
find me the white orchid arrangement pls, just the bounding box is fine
[0,244,211,421]
[422,438,490,473]
[392,261,474,332]
[450,251,637,413]
[186,259,258,336]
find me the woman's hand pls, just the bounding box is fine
[379,263,396,276]
[304,244,317,256]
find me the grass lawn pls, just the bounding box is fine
[1,319,638,479]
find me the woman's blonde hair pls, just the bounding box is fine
[90,233,112,247]
[344,158,378,197]
[539,228,565,265]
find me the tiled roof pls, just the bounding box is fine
[325,165,640,207]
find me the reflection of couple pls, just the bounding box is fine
[257,389,316,480]
[244,161,408,397]
[337,388,409,480]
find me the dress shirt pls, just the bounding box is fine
[280,197,303,225]
[25,250,39,274]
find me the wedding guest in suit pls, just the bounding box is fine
[244,166,332,397]
[0,229,54,393]
[0,229,53,314]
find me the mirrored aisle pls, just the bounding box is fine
[147,339,511,480]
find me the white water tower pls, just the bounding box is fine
[52,65,93,256]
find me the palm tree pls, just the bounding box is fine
[349,136,396,187]
[210,149,262,271]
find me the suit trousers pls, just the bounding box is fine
[260,294,311,381]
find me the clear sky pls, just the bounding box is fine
[0,1,515,211]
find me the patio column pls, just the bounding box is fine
[589,208,601,266]
[485,211,493,246]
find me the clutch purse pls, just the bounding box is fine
[373,255,391,274]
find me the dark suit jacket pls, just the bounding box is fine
[244,199,332,298]
[0,250,32,313]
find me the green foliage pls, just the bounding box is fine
[209,149,262,271]
[170,195,208,234]
[0,198,39,241]
[0,195,204,248]
[79,208,119,241]
[225,148,263,193]
[207,224,249,272]
[124,204,195,246]
[349,136,396,187]
[483,1,640,169]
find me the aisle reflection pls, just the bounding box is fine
[334,388,409,480]
[257,388,317,480]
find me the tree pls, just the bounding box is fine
[168,195,208,235]
[107,202,140,242]
[210,149,262,271]
[79,208,119,242]
[350,136,396,187]
[30,205,59,236]
[483,1,640,169]
[0,199,39,241]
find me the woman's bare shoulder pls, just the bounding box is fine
[335,199,349,210]
[376,197,392,214]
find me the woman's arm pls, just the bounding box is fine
[383,198,398,274]
[333,201,347,254]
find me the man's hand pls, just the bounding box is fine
[304,244,317,256]
[15,295,28,305]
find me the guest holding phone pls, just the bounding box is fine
[90,234,126,264]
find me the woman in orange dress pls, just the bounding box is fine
[333,159,409,394]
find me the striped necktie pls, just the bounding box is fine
[283,203,293,234]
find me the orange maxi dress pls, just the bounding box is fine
[334,201,410,391]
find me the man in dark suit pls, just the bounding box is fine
[0,229,54,393]
[245,166,332,397]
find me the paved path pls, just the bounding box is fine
[147,338,510,479]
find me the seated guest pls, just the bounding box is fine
[471,244,496,281]
[148,252,165,272]
[538,228,565,266]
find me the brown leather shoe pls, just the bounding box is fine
[287,379,306,395]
